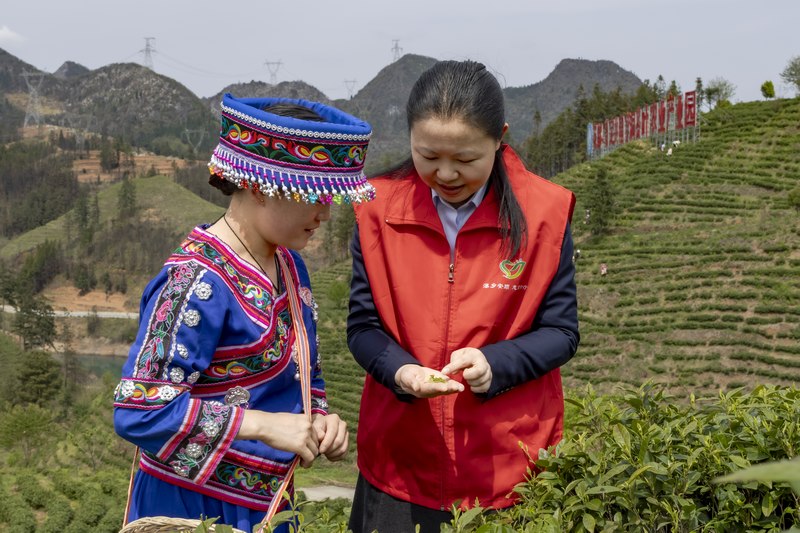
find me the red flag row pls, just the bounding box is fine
[591,91,697,150]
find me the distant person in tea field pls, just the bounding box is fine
[114,94,374,533]
[347,60,580,533]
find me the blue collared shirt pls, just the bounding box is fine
[431,182,490,256]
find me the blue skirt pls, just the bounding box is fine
[127,470,290,533]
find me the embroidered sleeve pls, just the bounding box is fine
[113,262,244,485]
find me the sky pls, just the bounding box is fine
[1,0,798,104]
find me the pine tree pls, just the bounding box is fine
[586,166,617,237]
[73,188,94,246]
[99,138,117,171]
[117,175,137,220]
[0,402,53,465]
[12,293,56,350]
[695,77,705,110]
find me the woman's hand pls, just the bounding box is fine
[312,413,349,462]
[237,410,319,467]
[442,347,492,393]
[394,364,465,398]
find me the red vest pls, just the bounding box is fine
[353,147,575,510]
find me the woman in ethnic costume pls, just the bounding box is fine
[114,94,373,532]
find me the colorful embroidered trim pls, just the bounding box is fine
[140,445,294,512]
[208,94,375,205]
[166,231,322,395]
[170,236,276,325]
[196,307,291,384]
[155,399,242,485]
[114,377,190,409]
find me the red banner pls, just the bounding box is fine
[649,103,658,135]
[589,90,698,157]
[684,90,697,126]
[639,106,649,137]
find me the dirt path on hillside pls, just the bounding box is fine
[42,286,137,356]
[47,285,137,314]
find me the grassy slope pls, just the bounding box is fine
[0,174,224,261]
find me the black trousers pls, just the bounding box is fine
[348,474,454,533]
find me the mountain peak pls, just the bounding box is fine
[53,61,90,80]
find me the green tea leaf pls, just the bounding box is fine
[716,458,800,483]
[582,513,596,532]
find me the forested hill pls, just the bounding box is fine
[505,57,642,143]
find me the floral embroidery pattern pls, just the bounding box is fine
[299,286,319,322]
[222,262,272,312]
[134,262,202,380]
[166,401,234,478]
[221,115,367,170]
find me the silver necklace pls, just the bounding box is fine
[222,214,283,294]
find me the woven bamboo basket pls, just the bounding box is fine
[119,516,247,533]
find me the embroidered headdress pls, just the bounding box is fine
[208,93,375,204]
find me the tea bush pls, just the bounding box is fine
[484,384,800,532]
[266,384,800,532]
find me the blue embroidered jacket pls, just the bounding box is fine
[114,225,327,511]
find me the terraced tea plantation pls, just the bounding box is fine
[561,98,800,396]
[312,98,800,437]
[309,261,364,450]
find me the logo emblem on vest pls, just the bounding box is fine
[499,259,526,280]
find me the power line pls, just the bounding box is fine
[140,37,156,69]
[21,71,45,127]
[265,60,283,85]
[391,40,403,62]
[344,79,357,99]
[153,50,265,80]
[183,128,207,154]
[115,51,142,64]
[63,113,96,155]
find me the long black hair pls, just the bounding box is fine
[381,60,527,258]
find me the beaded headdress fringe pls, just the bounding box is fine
[208,94,375,205]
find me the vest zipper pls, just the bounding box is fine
[441,261,456,510]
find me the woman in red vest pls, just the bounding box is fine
[347,60,580,533]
